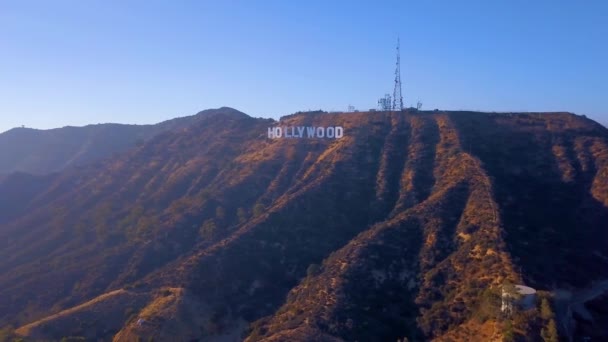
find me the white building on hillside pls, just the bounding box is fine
[501,284,537,316]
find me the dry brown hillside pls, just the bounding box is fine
[0,109,606,341]
[0,107,227,175]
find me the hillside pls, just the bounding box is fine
[0,109,607,341]
[0,108,236,175]
[14,289,151,340]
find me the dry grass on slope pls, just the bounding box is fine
[15,289,151,340]
[113,287,248,342]
[247,114,519,342]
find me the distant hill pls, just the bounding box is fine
[0,107,241,174]
[0,109,607,341]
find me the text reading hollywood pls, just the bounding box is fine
[268,126,344,139]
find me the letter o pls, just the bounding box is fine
[275,127,282,138]
[316,127,325,138]
[326,127,335,138]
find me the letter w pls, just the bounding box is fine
[306,127,316,138]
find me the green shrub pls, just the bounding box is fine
[306,264,321,277]
[199,219,217,240]
[541,319,558,342]
[540,298,554,321]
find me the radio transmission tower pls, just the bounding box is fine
[392,37,404,111]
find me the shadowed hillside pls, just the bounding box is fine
[0,109,607,341]
[0,107,238,175]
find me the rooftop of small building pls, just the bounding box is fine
[514,285,536,295]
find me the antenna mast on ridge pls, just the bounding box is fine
[392,37,404,111]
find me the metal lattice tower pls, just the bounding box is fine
[392,37,404,111]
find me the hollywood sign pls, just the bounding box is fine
[268,126,344,139]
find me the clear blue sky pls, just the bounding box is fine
[1,0,607,133]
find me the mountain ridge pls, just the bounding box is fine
[1,109,607,341]
[0,107,247,175]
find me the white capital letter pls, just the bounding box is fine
[316,127,325,138]
[307,127,316,137]
[335,126,344,138]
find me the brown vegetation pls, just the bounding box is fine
[0,109,607,341]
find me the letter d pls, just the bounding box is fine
[335,126,344,138]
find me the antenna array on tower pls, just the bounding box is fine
[392,38,404,111]
[376,37,405,112]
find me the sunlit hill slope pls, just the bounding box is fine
[0,108,607,341]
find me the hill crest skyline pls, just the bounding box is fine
[3,107,606,134]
